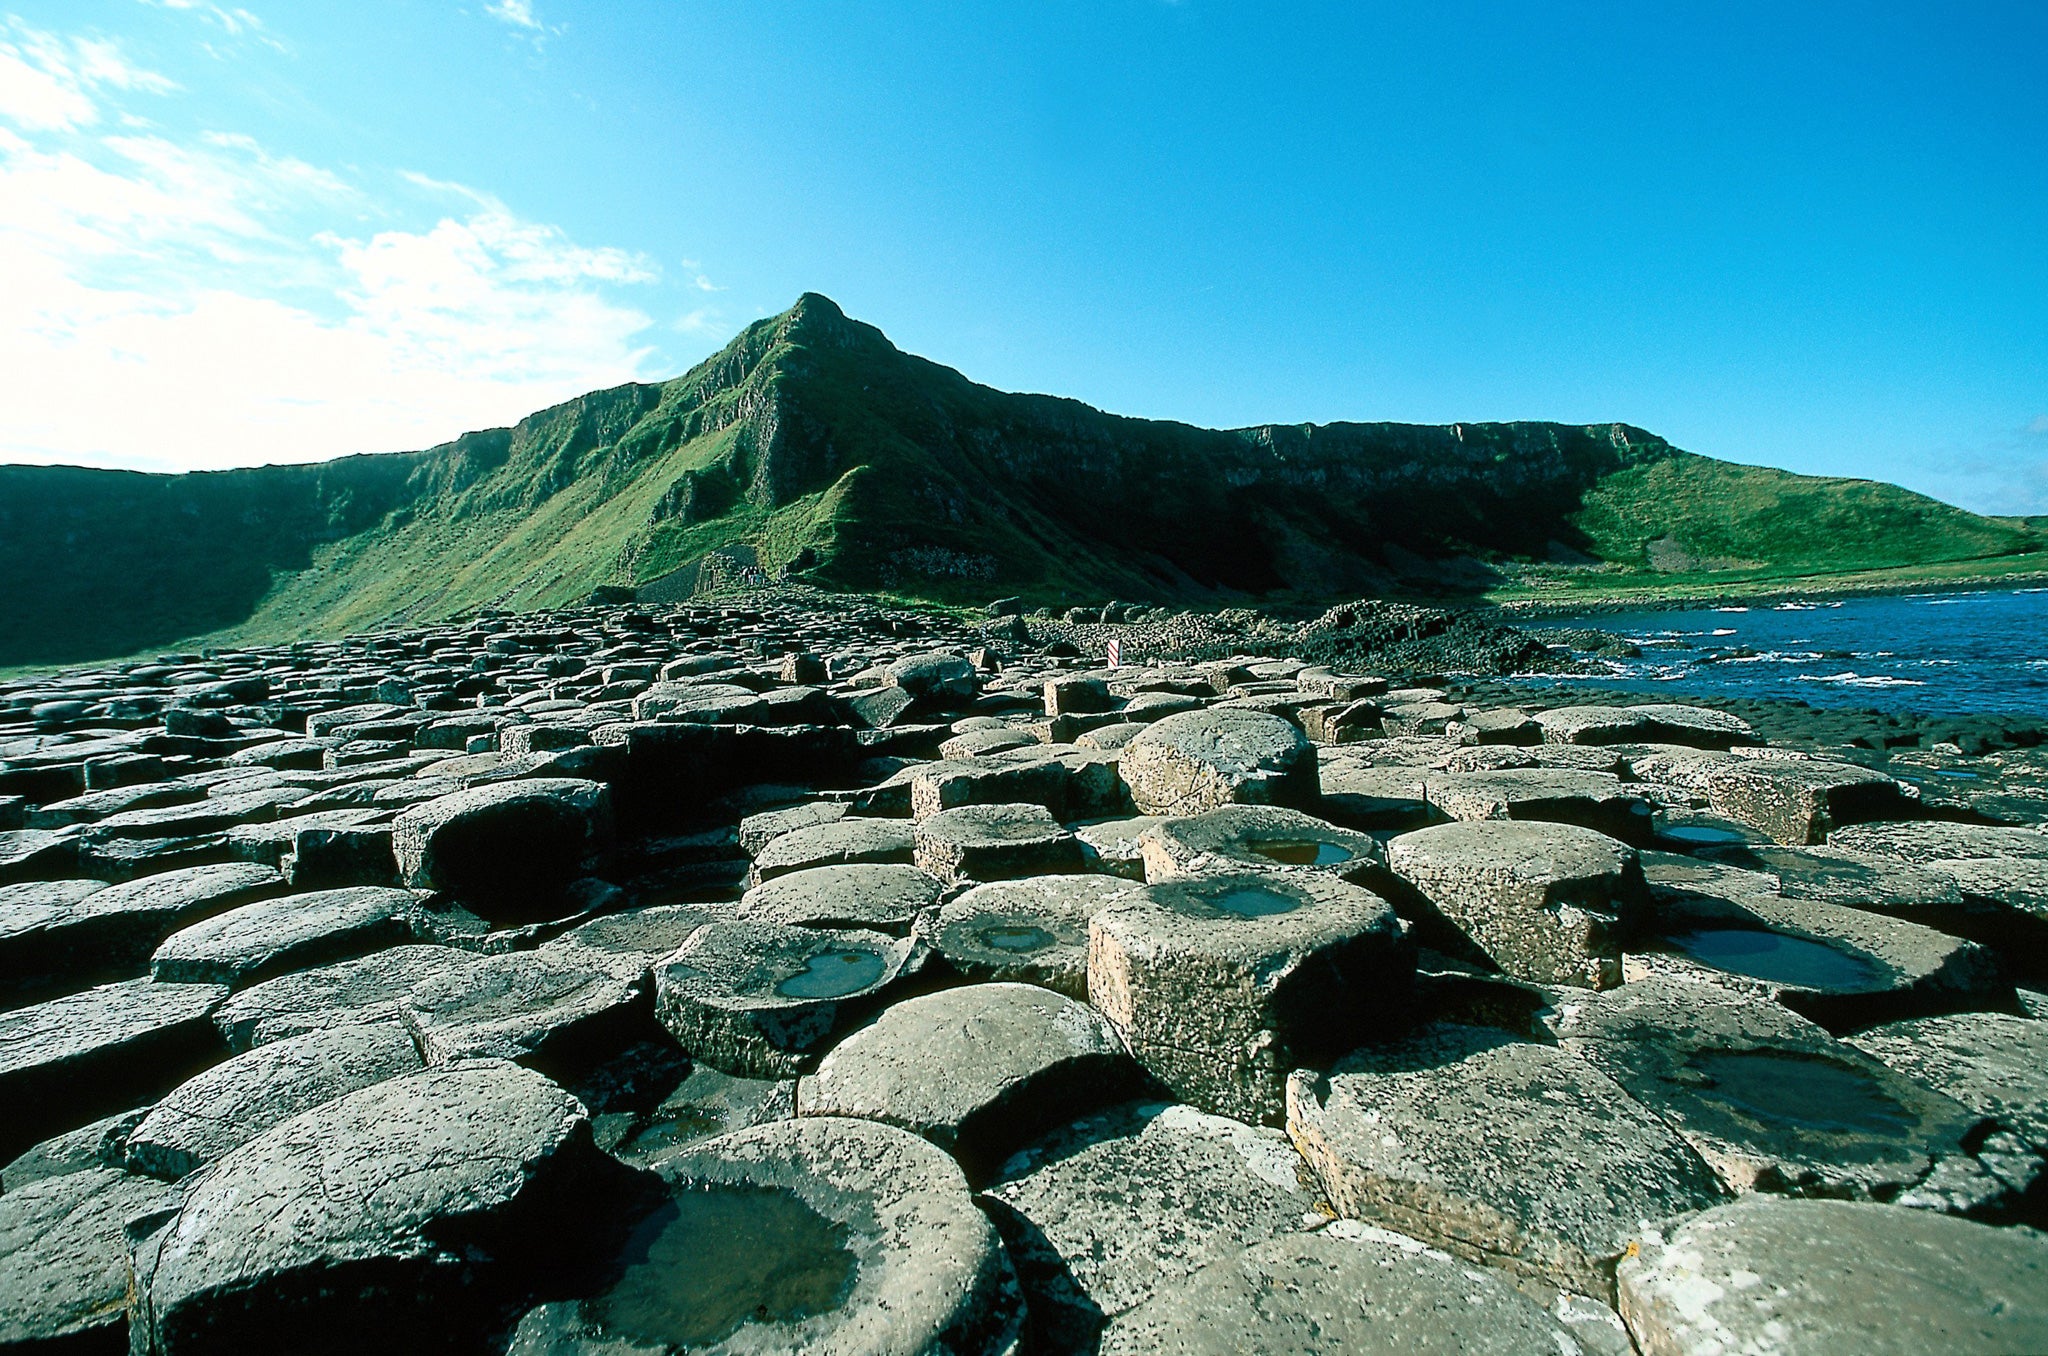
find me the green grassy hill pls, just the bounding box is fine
[1,293,2039,667]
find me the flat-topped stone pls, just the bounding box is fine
[1424,767,1653,842]
[1117,708,1318,816]
[1388,820,1647,989]
[736,862,941,936]
[1851,1011,2048,1154]
[150,885,416,987]
[512,1115,1018,1355]
[392,776,613,920]
[399,945,651,1073]
[1828,819,2048,861]
[748,817,915,885]
[0,977,228,1161]
[0,1166,182,1354]
[736,800,849,856]
[1618,1198,2048,1356]
[1535,703,1755,749]
[1136,803,1383,884]
[928,873,1144,998]
[1089,870,1411,1123]
[212,942,484,1050]
[1287,1023,1725,1299]
[912,801,1084,883]
[124,1019,422,1178]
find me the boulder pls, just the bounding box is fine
[124,1019,423,1178]
[1286,1023,1725,1298]
[799,982,1142,1183]
[1618,1198,2048,1356]
[1089,871,1411,1123]
[1387,820,1647,989]
[1117,709,1318,816]
[392,777,613,920]
[150,885,416,987]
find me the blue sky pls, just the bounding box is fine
[2,2,2044,514]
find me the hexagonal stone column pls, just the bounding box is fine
[927,874,1144,997]
[1618,1198,2048,1356]
[1285,1023,1724,1298]
[736,863,941,935]
[1136,804,1383,883]
[799,982,1141,1184]
[912,802,1084,883]
[508,1117,1022,1354]
[1699,757,1909,845]
[1423,767,1653,842]
[1117,709,1319,816]
[392,776,613,920]
[1387,821,1647,989]
[0,1166,180,1353]
[150,886,417,988]
[1088,871,1411,1123]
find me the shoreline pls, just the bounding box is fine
[1487,562,2048,619]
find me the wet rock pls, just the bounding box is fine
[912,801,1084,883]
[927,873,1144,998]
[134,1061,628,1355]
[1089,871,1411,1123]
[1117,708,1318,816]
[212,942,483,1050]
[799,982,1141,1184]
[0,977,227,1162]
[1851,1011,2048,1154]
[736,863,941,935]
[393,777,614,920]
[150,885,416,987]
[1617,1197,2048,1356]
[1387,821,1647,989]
[653,919,917,1077]
[594,1063,796,1165]
[511,1116,1019,1354]
[124,1019,422,1179]
[980,1100,1317,1349]
[0,1166,181,1353]
[749,818,915,884]
[1098,1221,1591,1356]
[1549,977,2013,1209]
[1286,1023,1725,1298]
[1136,804,1383,883]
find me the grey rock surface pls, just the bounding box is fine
[392,776,614,920]
[1136,803,1383,883]
[211,942,483,1049]
[748,817,915,884]
[736,863,941,936]
[927,872,1144,998]
[911,801,1084,883]
[1117,708,1318,816]
[149,885,416,987]
[0,1165,181,1353]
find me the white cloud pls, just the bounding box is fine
[0,20,175,130]
[0,21,690,472]
[484,0,542,31]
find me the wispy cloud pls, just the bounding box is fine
[484,0,541,31]
[0,17,696,472]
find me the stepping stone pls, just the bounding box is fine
[1136,804,1383,883]
[1044,675,1115,716]
[1286,1023,1725,1298]
[0,827,79,884]
[654,919,918,1077]
[1631,882,2006,1031]
[0,977,228,1161]
[1450,706,1542,745]
[1698,840,1988,928]
[981,1100,1318,1351]
[392,777,614,920]
[1549,977,2021,1210]
[913,802,1084,883]
[150,885,417,987]
[0,864,285,1007]
[399,946,651,1072]
[212,943,484,1050]
[124,1019,422,1178]
[1698,757,1911,845]
[1828,819,2048,861]
[1380,699,1464,737]
[594,1064,797,1165]
[0,1108,145,1193]
[510,1116,1020,1355]
[0,1166,181,1354]
[799,982,1141,1184]
[908,754,1073,820]
[735,863,942,935]
[1535,703,1755,749]
[1098,1222,1590,1356]
[1387,821,1647,989]
[883,650,980,702]
[748,817,914,885]
[1089,871,1411,1123]
[1851,1012,2048,1154]
[1072,814,1168,879]
[133,1061,630,1355]
[927,873,1144,998]
[80,785,306,841]
[1117,709,1319,816]
[1315,762,1441,830]
[938,726,1042,760]
[1424,767,1653,842]
[736,800,848,855]
[1617,1198,2048,1356]
[540,902,721,971]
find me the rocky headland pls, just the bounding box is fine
[3,589,2046,1353]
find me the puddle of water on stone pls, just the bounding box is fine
[1246,839,1354,867]
[583,1184,857,1348]
[1660,824,1750,847]
[775,949,887,1000]
[1687,1050,1917,1135]
[1670,927,1883,990]
[1202,885,1306,918]
[978,924,1057,953]
[614,1107,725,1158]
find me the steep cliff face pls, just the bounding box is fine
[0,293,2035,667]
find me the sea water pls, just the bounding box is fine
[1529,587,2048,716]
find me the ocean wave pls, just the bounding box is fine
[1709,628,1737,636]
[1712,606,1750,613]
[1774,602,1818,611]
[1794,671,1927,688]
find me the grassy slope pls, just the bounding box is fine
[1,292,2039,667]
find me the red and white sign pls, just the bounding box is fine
[1106,639,1122,667]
